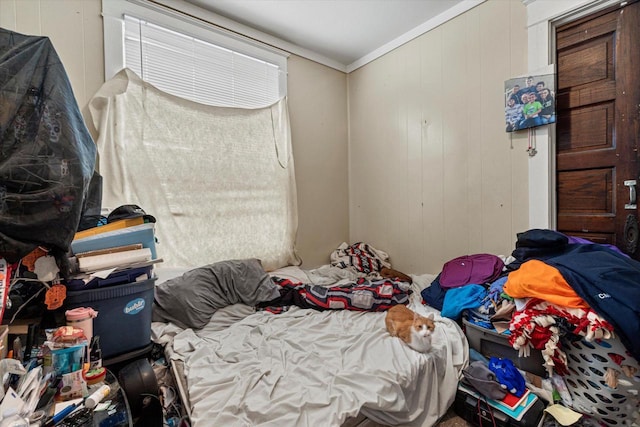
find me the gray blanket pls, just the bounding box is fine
[152,269,470,426]
[168,302,467,426]
[152,259,280,329]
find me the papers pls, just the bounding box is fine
[0,359,27,402]
[78,248,152,272]
[544,404,583,426]
[70,259,163,284]
[53,397,83,414]
[0,387,25,418]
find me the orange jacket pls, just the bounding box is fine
[503,259,590,308]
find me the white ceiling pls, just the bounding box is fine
[181,0,484,72]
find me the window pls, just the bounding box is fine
[102,0,287,108]
[97,0,298,270]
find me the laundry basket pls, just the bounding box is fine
[561,336,640,426]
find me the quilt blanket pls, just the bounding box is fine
[259,277,410,313]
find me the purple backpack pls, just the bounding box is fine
[440,254,504,288]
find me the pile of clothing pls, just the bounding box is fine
[422,229,640,377]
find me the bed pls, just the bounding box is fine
[151,261,469,427]
[89,71,469,425]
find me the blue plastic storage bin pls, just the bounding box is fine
[65,278,156,359]
[71,223,157,259]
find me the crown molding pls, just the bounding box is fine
[147,0,485,74]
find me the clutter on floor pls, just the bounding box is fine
[427,229,640,427]
[0,29,183,426]
[0,203,188,426]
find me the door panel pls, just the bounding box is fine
[555,1,640,258]
[557,103,613,153]
[556,11,617,50]
[557,169,614,214]
[557,38,613,89]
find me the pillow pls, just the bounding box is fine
[152,258,280,329]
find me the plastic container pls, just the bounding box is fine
[74,217,144,240]
[51,345,86,376]
[71,223,157,259]
[560,336,640,426]
[64,278,156,360]
[463,318,547,377]
[84,366,106,385]
[454,383,545,427]
[65,307,98,343]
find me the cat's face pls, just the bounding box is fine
[408,322,433,353]
[414,322,434,338]
[413,313,435,335]
[408,314,435,353]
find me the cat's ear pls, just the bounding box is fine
[426,313,435,320]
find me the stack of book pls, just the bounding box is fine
[61,207,160,361]
[67,219,162,291]
[458,382,539,421]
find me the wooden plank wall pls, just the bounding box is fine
[1,0,104,133]
[348,0,530,274]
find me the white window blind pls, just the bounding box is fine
[124,15,281,108]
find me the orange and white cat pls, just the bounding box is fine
[385,305,435,353]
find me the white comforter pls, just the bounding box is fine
[152,272,468,427]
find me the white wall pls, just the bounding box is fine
[0,0,105,134]
[348,0,530,274]
[0,0,349,269]
[288,56,350,268]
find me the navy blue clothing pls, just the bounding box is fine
[421,274,447,311]
[510,229,640,362]
[508,229,568,270]
[543,244,640,362]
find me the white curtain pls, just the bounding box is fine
[89,68,299,270]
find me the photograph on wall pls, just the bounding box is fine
[504,74,556,132]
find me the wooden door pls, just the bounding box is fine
[555,1,640,259]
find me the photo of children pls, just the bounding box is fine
[504,74,556,132]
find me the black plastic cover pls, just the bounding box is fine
[0,28,97,262]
